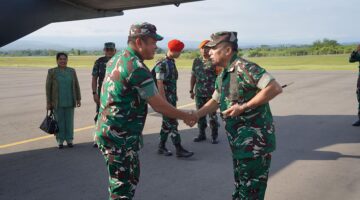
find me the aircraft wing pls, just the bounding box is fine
[0,0,202,47]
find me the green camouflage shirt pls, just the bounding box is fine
[212,54,276,159]
[191,57,217,97]
[95,47,158,150]
[153,56,178,104]
[92,56,110,93]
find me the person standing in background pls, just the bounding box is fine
[46,52,81,149]
[153,39,194,158]
[190,40,219,144]
[349,44,360,126]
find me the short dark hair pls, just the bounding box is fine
[127,36,151,45]
[216,41,238,53]
[225,42,238,52]
[56,52,68,60]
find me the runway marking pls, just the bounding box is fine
[0,102,195,149]
[177,102,195,109]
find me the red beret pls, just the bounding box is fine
[168,39,185,52]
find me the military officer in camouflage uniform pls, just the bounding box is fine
[190,39,219,144]
[92,42,116,121]
[349,44,360,126]
[195,32,282,200]
[152,39,194,158]
[95,22,197,200]
[92,42,116,147]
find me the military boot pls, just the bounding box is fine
[352,119,360,127]
[158,141,173,156]
[193,129,206,142]
[211,128,219,144]
[175,144,194,158]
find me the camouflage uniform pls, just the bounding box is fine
[191,57,219,137]
[92,56,110,117]
[95,44,159,199]
[153,57,181,145]
[92,42,116,123]
[349,51,360,120]
[208,32,276,200]
[212,55,275,200]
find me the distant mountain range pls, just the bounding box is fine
[0,36,202,51]
[1,36,358,51]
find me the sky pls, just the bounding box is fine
[2,0,360,50]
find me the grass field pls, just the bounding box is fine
[0,54,358,70]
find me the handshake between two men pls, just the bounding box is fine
[182,110,198,127]
[180,98,249,128]
[148,93,249,129]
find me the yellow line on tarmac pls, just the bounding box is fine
[0,135,53,149]
[0,125,94,149]
[177,102,195,109]
[0,102,195,149]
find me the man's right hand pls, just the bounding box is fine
[190,92,195,99]
[93,94,100,104]
[183,110,198,127]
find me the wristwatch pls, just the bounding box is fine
[92,91,97,95]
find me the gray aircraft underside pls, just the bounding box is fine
[0,0,201,47]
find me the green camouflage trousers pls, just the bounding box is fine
[195,96,219,134]
[160,97,181,145]
[357,88,360,118]
[160,116,181,144]
[98,145,140,200]
[232,154,272,200]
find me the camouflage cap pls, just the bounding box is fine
[104,42,115,49]
[129,22,163,41]
[206,31,238,47]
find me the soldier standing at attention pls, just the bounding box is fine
[349,44,360,126]
[153,39,194,158]
[92,42,116,147]
[195,32,282,200]
[190,39,219,144]
[94,22,197,200]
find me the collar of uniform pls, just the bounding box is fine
[226,53,239,72]
[57,66,68,70]
[126,46,144,61]
[201,56,210,63]
[165,55,175,62]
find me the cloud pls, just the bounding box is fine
[8,0,360,48]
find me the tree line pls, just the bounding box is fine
[0,48,104,57]
[244,39,357,57]
[0,39,358,58]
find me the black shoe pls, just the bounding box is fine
[158,142,173,156]
[175,144,194,158]
[67,143,74,148]
[211,129,218,144]
[211,138,219,144]
[93,143,98,148]
[352,120,360,126]
[58,144,64,149]
[193,135,206,142]
[193,129,206,142]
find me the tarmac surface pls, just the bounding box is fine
[0,67,359,200]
